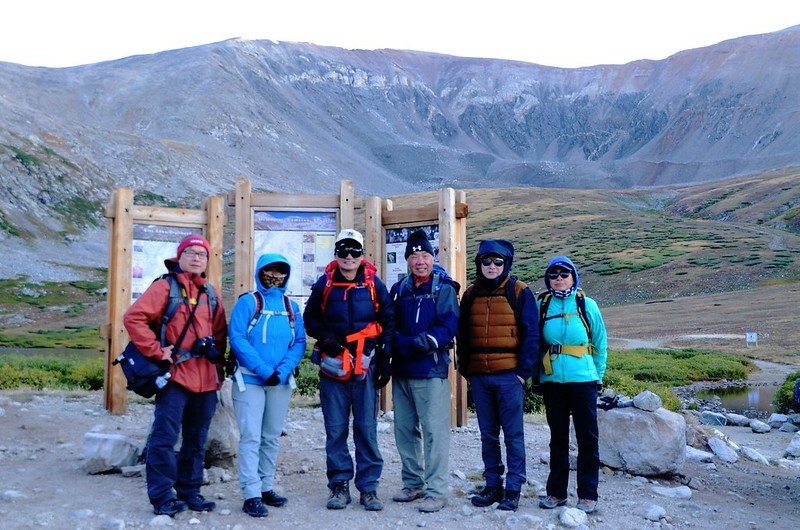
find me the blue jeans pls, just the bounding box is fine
[541,382,599,501]
[146,383,217,507]
[470,372,526,492]
[319,372,383,493]
[232,382,293,500]
[392,377,451,498]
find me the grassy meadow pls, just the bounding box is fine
[0,170,798,407]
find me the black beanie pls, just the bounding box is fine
[405,229,434,259]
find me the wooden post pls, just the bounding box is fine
[104,188,134,414]
[205,195,225,288]
[454,190,468,427]
[339,180,355,230]
[234,178,253,298]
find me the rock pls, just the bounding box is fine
[149,514,174,526]
[749,419,771,433]
[634,502,666,521]
[785,432,800,458]
[708,437,738,463]
[767,413,788,427]
[779,423,799,433]
[203,379,238,469]
[633,390,662,412]
[724,413,750,426]
[82,432,140,474]
[2,490,27,501]
[685,424,710,449]
[685,446,714,462]
[699,411,727,426]
[740,446,770,466]
[652,485,692,499]
[559,507,587,527]
[599,407,686,475]
[121,464,145,477]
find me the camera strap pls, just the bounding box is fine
[170,295,201,365]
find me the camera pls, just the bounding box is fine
[193,336,223,364]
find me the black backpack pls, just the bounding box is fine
[537,288,592,344]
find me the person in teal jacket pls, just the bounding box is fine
[537,256,607,515]
[230,253,306,518]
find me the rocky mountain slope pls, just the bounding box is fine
[0,26,798,276]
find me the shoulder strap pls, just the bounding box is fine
[160,274,185,346]
[246,291,264,334]
[321,266,380,315]
[537,289,592,341]
[504,276,525,326]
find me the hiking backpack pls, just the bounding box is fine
[460,275,526,326]
[536,288,592,342]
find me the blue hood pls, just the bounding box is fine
[544,255,580,290]
[255,253,291,294]
[475,239,514,288]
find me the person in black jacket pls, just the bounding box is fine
[303,229,395,512]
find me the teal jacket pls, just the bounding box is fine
[537,292,607,384]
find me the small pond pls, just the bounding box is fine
[695,385,778,414]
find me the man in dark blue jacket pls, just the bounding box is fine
[389,230,459,513]
[303,229,395,512]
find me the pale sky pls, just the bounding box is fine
[3,0,799,68]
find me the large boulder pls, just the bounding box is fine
[204,378,239,469]
[599,407,686,476]
[83,432,140,474]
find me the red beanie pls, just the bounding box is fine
[176,234,211,258]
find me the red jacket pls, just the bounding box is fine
[123,271,227,393]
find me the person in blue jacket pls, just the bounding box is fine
[230,253,306,518]
[536,256,607,515]
[389,230,459,513]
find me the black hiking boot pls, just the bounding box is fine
[326,481,352,510]
[261,489,288,507]
[470,485,503,507]
[497,490,520,511]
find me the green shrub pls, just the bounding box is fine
[774,370,800,413]
[0,353,103,390]
[295,359,320,396]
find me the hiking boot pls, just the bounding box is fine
[392,487,425,503]
[538,495,568,509]
[497,490,520,511]
[359,491,384,511]
[180,494,216,512]
[243,497,268,518]
[326,481,352,510]
[470,485,503,507]
[418,496,447,513]
[576,498,598,513]
[153,498,188,517]
[261,490,288,507]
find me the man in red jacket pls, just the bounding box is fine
[124,234,227,517]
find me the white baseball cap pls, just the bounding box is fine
[335,229,364,248]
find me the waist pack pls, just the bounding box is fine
[312,322,382,381]
[113,342,170,398]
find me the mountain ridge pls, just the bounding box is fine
[0,27,798,277]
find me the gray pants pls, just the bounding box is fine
[392,377,451,498]
[232,382,293,500]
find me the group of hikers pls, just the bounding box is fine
[123,228,608,518]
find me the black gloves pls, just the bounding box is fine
[319,337,345,356]
[373,348,392,389]
[411,333,437,354]
[265,371,281,386]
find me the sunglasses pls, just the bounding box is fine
[546,271,571,280]
[480,257,505,267]
[336,247,363,259]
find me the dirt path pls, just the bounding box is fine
[1,389,799,529]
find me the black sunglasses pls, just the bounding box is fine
[336,247,363,259]
[480,257,505,266]
[546,271,571,280]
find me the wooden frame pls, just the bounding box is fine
[102,188,225,414]
[230,178,355,299]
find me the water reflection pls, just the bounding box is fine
[695,386,777,413]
